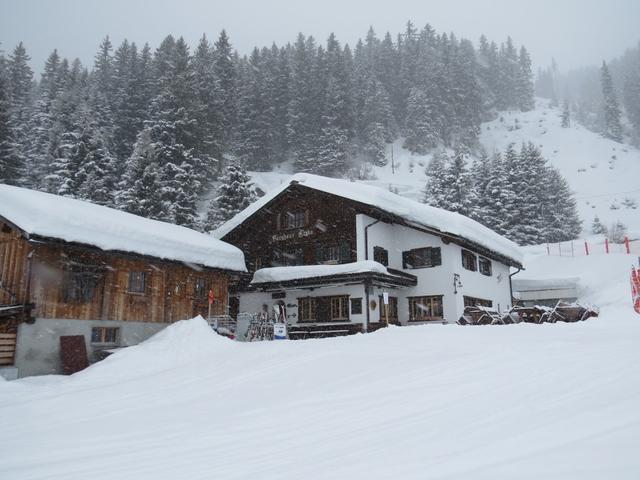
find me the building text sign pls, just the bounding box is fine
[271,228,314,243]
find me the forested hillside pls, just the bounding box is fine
[0,23,535,225]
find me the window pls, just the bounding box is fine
[275,249,303,266]
[463,296,493,308]
[316,241,351,264]
[373,246,389,266]
[402,247,441,269]
[461,249,477,272]
[479,257,492,276]
[282,211,306,229]
[379,295,398,321]
[350,298,363,315]
[91,327,119,344]
[298,297,317,321]
[408,296,444,321]
[62,270,98,303]
[194,278,208,299]
[128,271,148,294]
[330,296,349,321]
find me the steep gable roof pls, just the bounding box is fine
[0,184,246,272]
[213,173,523,266]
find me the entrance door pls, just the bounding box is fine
[229,296,239,319]
[379,295,399,325]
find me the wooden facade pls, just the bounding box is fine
[224,185,376,278]
[0,218,233,366]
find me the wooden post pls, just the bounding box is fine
[571,241,574,257]
[605,238,609,254]
[546,243,550,255]
[385,303,389,327]
[584,241,589,256]
[625,236,631,254]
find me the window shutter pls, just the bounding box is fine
[402,250,411,269]
[276,213,281,231]
[315,244,324,263]
[432,247,442,266]
[305,209,310,227]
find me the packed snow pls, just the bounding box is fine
[1,247,639,479]
[251,260,389,284]
[213,173,523,265]
[0,184,246,272]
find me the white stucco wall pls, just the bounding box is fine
[356,214,513,323]
[15,318,168,378]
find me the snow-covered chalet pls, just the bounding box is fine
[214,174,523,338]
[0,185,246,378]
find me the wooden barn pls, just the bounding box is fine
[0,184,246,378]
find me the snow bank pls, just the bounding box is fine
[0,184,246,272]
[214,173,523,265]
[251,260,389,284]
[1,310,639,479]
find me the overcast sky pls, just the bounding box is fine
[1,0,639,76]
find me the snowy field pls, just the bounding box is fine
[1,249,639,480]
[247,98,640,238]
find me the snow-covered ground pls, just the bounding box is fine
[247,98,640,238]
[1,246,639,480]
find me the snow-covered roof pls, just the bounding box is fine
[251,260,390,284]
[512,277,580,292]
[214,173,523,265]
[0,185,246,272]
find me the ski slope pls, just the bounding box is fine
[1,250,639,480]
[246,98,640,238]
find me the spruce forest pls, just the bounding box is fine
[0,22,582,245]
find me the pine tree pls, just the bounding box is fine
[623,47,640,144]
[403,87,438,154]
[0,57,23,185]
[204,163,256,231]
[600,61,623,142]
[213,30,237,152]
[118,127,164,219]
[234,48,275,171]
[516,46,535,111]
[423,151,448,208]
[591,216,607,235]
[561,100,571,128]
[192,34,224,172]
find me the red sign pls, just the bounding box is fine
[208,289,215,305]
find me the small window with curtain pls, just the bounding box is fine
[128,271,148,294]
[373,246,389,266]
[479,257,492,276]
[461,249,477,272]
[350,298,363,315]
[91,327,119,344]
[283,211,306,229]
[402,247,441,269]
[316,241,351,264]
[194,278,209,299]
[408,296,444,321]
[298,297,317,322]
[330,296,349,320]
[62,270,99,303]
